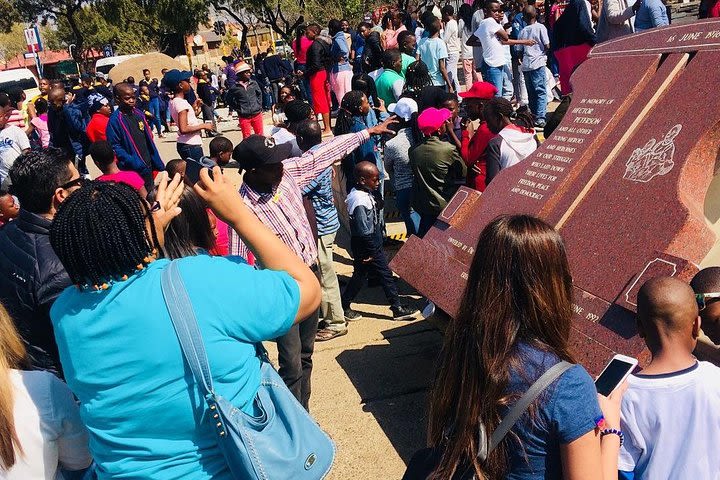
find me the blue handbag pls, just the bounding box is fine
[161,260,336,480]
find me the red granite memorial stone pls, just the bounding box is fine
[391,20,720,374]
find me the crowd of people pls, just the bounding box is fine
[0,0,718,478]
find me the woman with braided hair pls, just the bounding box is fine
[401,60,433,104]
[334,90,387,192]
[483,97,540,187]
[48,169,321,479]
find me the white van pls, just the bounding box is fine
[0,68,40,100]
[95,54,142,76]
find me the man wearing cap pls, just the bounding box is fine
[459,81,498,191]
[85,94,112,143]
[410,107,466,237]
[229,115,397,408]
[106,82,164,192]
[227,63,264,139]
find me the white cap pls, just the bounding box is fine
[388,97,419,121]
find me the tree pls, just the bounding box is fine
[0,23,29,68]
[13,0,87,66]
[0,0,21,33]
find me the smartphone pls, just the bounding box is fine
[595,354,638,396]
[184,156,216,184]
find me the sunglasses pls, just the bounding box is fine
[695,292,720,311]
[59,177,88,190]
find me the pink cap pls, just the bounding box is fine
[417,107,452,135]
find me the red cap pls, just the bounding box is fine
[458,81,498,99]
[417,107,452,135]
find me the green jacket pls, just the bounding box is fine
[409,136,466,216]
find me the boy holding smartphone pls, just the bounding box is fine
[618,276,720,479]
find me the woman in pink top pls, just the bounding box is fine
[293,25,314,103]
[28,98,50,148]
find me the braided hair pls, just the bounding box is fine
[333,90,366,137]
[50,181,159,287]
[351,73,380,109]
[402,61,433,102]
[483,97,536,131]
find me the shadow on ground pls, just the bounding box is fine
[335,320,443,465]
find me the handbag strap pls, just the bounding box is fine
[487,360,573,454]
[161,260,216,396]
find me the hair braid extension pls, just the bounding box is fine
[50,181,156,287]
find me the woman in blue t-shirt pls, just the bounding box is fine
[48,170,321,479]
[425,214,625,480]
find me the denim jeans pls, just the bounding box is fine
[395,187,420,236]
[295,63,313,104]
[481,62,504,97]
[176,143,204,161]
[342,234,400,310]
[148,97,162,135]
[524,67,547,122]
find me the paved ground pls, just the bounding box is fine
[137,111,442,479]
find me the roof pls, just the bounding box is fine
[0,49,103,71]
[201,31,222,43]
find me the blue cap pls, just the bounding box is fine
[163,69,192,90]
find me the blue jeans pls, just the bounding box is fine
[295,63,313,104]
[524,67,547,122]
[395,187,420,236]
[176,143,204,161]
[481,62,504,97]
[148,97,162,135]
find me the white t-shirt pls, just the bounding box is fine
[471,10,485,66]
[459,19,474,60]
[442,19,461,54]
[3,370,92,479]
[475,18,505,68]
[169,97,203,146]
[619,361,720,479]
[0,125,30,182]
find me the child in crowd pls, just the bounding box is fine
[85,94,112,143]
[0,103,30,186]
[417,15,452,92]
[483,97,538,186]
[690,267,720,345]
[410,107,466,237]
[619,277,720,479]
[136,85,155,125]
[458,82,498,191]
[90,140,148,198]
[519,6,551,127]
[439,93,462,147]
[0,189,19,226]
[164,159,186,179]
[29,97,50,148]
[342,161,419,321]
[207,136,233,255]
[227,64,264,139]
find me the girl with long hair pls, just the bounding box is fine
[426,214,625,479]
[48,172,321,478]
[458,3,481,91]
[483,97,539,186]
[402,60,434,104]
[0,302,92,478]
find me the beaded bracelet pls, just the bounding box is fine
[600,428,624,446]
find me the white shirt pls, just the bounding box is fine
[475,18,505,68]
[459,19,474,60]
[169,97,203,145]
[442,19,461,54]
[619,361,720,479]
[471,9,485,66]
[0,125,30,183]
[3,370,92,479]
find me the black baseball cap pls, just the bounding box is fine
[233,135,292,170]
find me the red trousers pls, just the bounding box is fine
[239,112,264,139]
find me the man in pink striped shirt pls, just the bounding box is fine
[230,116,396,409]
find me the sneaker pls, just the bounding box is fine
[391,304,420,321]
[315,328,348,342]
[344,309,363,322]
[534,120,546,129]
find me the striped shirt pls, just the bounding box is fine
[229,130,370,266]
